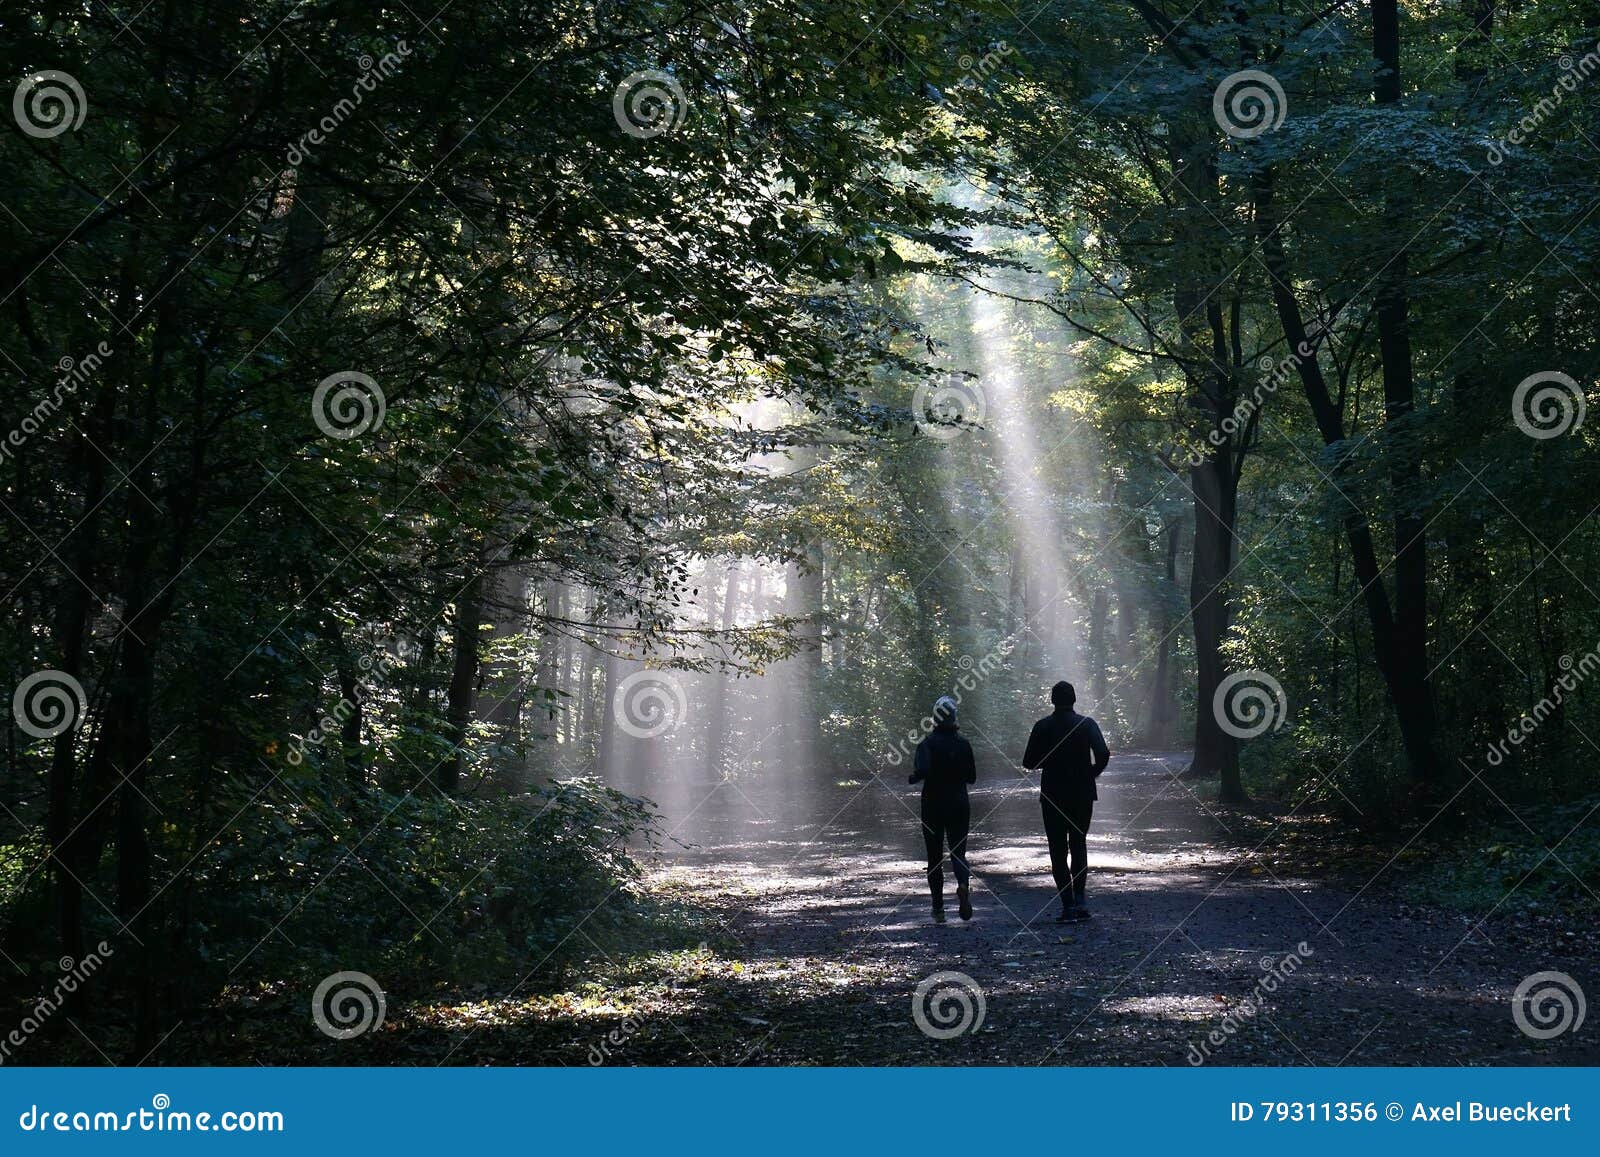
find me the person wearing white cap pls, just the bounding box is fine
[909,695,976,923]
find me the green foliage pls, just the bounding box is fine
[5,0,1599,1062]
[0,0,984,1052]
[1408,798,1600,916]
[952,0,1600,810]
[191,777,659,987]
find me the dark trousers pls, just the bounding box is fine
[921,794,970,892]
[1041,792,1093,904]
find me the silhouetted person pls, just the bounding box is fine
[1023,681,1110,922]
[910,696,975,923]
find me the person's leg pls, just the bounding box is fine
[947,802,970,886]
[1067,798,1094,910]
[1040,793,1073,912]
[948,801,972,919]
[921,802,945,920]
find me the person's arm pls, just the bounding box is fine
[1089,718,1111,775]
[1022,720,1044,770]
[961,738,976,784]
[910,738,929,784]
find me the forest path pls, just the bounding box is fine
[607,751,1599,1065]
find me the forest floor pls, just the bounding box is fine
[345,751,1600,1066]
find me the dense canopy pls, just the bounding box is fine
[3,0,1597,1065]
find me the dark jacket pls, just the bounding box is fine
[910,724,976,799]
[1023,708,1110,801]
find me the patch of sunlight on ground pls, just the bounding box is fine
[1100,994,1228,1021]
[977,838,1203,876]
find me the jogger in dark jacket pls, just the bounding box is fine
[1023,681,1110,922]
[910,696,976,923]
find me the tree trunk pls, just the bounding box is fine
[441,572,485,794]
[1372,0,1440,784]
[1165,108,1247,804]
[708,565,741,777]
[1088,587,1110,703]
[336,659,364,787]
[595,646,622,785]
[1186,450,1242,800]
[1151,518,1183,746]
[112,633,156,1055]
[1255,167,1441,784]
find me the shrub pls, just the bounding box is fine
[187,776,661,991]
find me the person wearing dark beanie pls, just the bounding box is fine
[1022,681,1110,922]
[910,695,976,923]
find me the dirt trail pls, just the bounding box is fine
[619,752,1599,1065]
